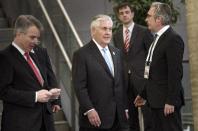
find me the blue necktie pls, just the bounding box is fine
[102,48,113,75]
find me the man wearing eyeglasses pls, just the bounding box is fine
[113,2,153,131]
[135,2,185,131]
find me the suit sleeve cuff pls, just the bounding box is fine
[35,92,38,102]
[84,108,94,116]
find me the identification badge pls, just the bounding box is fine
[144,65,150,79]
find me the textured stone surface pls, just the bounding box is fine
[186,0,198,131]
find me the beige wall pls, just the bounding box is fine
[186,1,198,131]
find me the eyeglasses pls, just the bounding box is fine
[146,14,156,18]
[35,40,41,45]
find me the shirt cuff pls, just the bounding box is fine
[35,92,38,102]
[84,108,94,116]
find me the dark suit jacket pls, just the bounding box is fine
[144,27,185,108]
[0,45,59,131]
[72,40,128,129]
[113,24,152,99]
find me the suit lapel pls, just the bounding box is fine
[10,45,34,74]
[30,51,45,81]
[129,24,138,52]
[154,27,172,52]
[89,41,114,78]
[117,27,125,51]
[10,45,42,86]
[109,46,117,78]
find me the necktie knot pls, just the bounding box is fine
[153,34,158,40]
[125,28,129,34]
[102,48,107,53]
[24,52,30,59]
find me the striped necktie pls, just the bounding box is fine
[124,28,130,52]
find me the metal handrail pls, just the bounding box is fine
[38,0,72,70]
[37,0,80,130]
[57,0,83,47]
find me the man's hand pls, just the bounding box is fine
[164,104,175,116]
[87,109,101,127]
[49,88,61,99]
[52,105,61,113]
[37,89,52,103]
[134,95,146,107]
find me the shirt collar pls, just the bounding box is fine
[12,42,35,56]
[92,39,109,51]
[155,25,170,37]
[123,22,135,33]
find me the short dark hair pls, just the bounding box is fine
[14,15,44,36]
[114,2,135,16]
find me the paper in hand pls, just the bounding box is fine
[49,88,61,99]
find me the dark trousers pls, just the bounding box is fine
[40,123,46,131]
[40,117,46,131]
[142,104,154,131]
[128,74,153,131]
[128,103,153,131]
[150,108,183,131]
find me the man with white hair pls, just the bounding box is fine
[72,14,129,131]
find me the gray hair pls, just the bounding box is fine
[14,15,43,36]
[90,14,113,30]
[151,2,172,25]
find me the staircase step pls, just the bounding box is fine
[0,18,8,28]
[0,28,13,50]
[0,8,4,17]
[55,120,70,131]
[0,28,13,41]
[53,109,66,121]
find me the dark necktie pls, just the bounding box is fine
[146,34,158,64]
[24,52,44,86]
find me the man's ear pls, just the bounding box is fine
[131,12,135,18]
[16,32,23,37]
[155,17,162,25]
[91,27,96,37]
